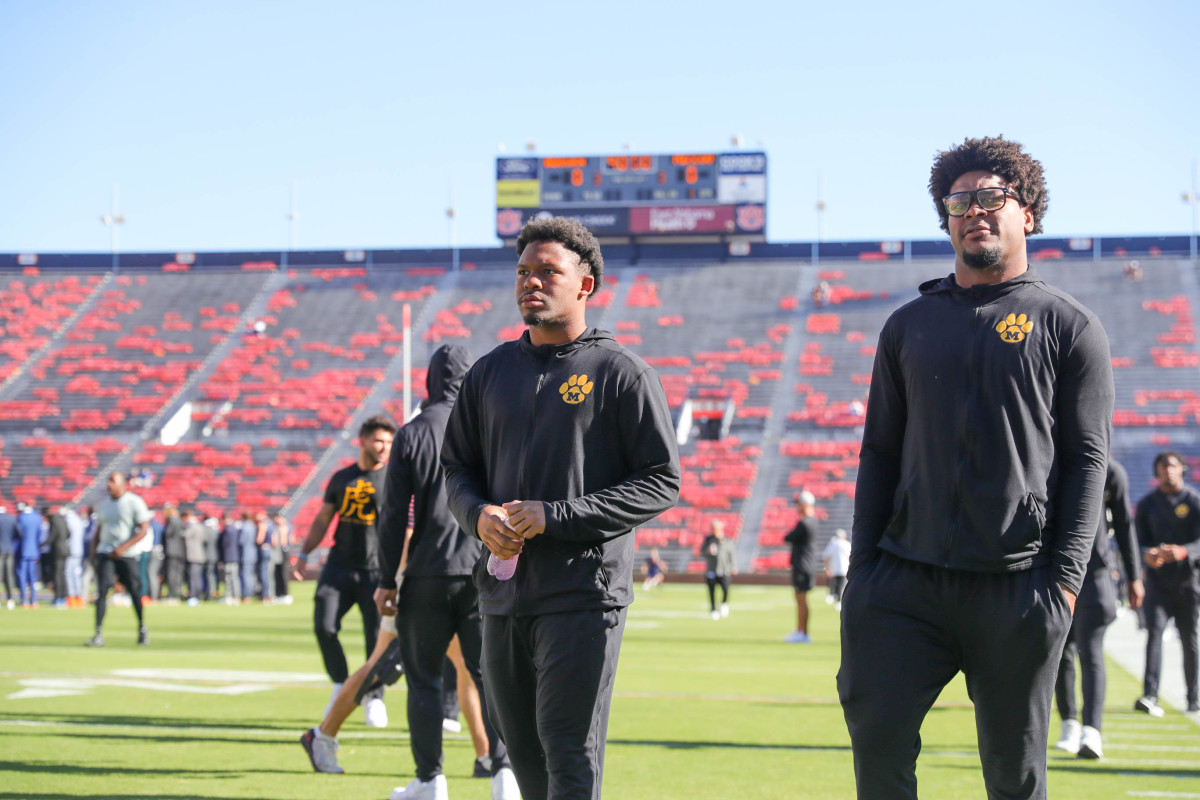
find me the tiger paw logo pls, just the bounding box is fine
[995,313,1034,343]
[559,374,593,405]
[1176,503,1190,519]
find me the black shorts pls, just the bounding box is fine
[792,571,814,592]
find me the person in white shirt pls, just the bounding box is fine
[823,529,852,610]
[86,472,153,647]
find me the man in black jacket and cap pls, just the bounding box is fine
[377,343,517,800]
[443,216,681,800]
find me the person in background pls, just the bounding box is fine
[44,507,70,608]
[786,491,819,642]
[1054,457,1143,759]
[219,511,241,605]
[642,547,668,591]
[181,507,208,603]
[0,505,18,609]
[64,505,86,609]
[823,528,851,611]
[162,505,185,603]
[16,503,44,608]
[147,508,165,601]
[239,511,259,602]
[256,510,275,603]
[87,472,153,647]
[1134,450,1200,717]
[203,514,221,601]
[700,519,736,620]
[272,510,291,604]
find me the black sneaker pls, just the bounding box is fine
[472,755,493,778]
[137,628,149,646]
[84,634,105,647]
[1188,702,1199,713]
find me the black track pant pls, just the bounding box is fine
[483,608,626,800]
[1055,570,1116,729]
[0,552,15,600]
[399,576,509,782]
[706,575,729,611]
[52,554,67,600]
[838,553,1071,800]
[165,556,184,599]
[313,562,380,684]
[1143,577,1200,707]
[95,556,144,632]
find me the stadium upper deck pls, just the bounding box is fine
[1,233,1197,574]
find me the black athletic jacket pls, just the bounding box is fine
[442,328,681,616]
[379,344,479,588]
[1090,459,1140,583]
[1135,483,1200,589]
[852,268,1114,594]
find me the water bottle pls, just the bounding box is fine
[487,512,520,580]
[488,551,519,580]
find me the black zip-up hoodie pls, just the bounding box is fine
[442,328,681,616]
[852,268,1114,594]
[378,344,479,588]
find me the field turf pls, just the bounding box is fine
[2,582,1199,799]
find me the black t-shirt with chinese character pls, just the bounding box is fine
[322,463,387,571]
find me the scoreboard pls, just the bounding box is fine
[495,151,767,240]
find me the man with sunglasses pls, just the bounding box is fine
[837,136,1114,799]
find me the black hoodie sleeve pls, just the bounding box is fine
[542,370,681,542]
[850,317,906,579]
[442,367,491,543]
[378,434,414,590]
[1108,461,1141,584]
[1050,318,1114,595]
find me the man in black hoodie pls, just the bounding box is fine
[377,343,517,800]
[837,137,1114,800]
[443,216,681,800]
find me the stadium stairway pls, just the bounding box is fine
[71,269,292,504]
[732,264,812,571]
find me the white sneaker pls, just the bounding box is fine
[490,766,520,800]
[710,610,720,620]
[784,630,812,643]
[300,727,344,774]
[1078,725,1103,759]
[1134,695,1166,718]
[1054,718,1081,754]
[324,682,343,718]
[5,599,14,610]
[364,694,388,728]
[824,594,835,605]
[719,603,729,618]
[390,774,449,800]
[442,717,463,733]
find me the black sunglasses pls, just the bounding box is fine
[942,187,1020,217]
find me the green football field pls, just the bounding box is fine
[2,582,1198,799]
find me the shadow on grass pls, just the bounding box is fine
[609,738,851,753]
[0,795,235,800]
[0,711,311,731]
[0,759,399,779]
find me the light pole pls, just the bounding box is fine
[447,179,458,271]
[288,181,299,252]
[100,183,125,269]
[1183,160,1199,262]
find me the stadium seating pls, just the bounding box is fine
[0,254,1194,576]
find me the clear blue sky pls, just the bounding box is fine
[1,1,1196,253]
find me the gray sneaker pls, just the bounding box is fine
[300,728,344,774]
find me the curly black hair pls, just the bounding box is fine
[928,136,1048,235]
[516,216,604,296]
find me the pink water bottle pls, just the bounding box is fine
[488,552,519,580]
[487,512,520,580]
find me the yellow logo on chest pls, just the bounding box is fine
[1175,503,1189,519]
[996,313,1034,343]
[560,374,594,405]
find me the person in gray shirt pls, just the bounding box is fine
[700,519,737,620]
